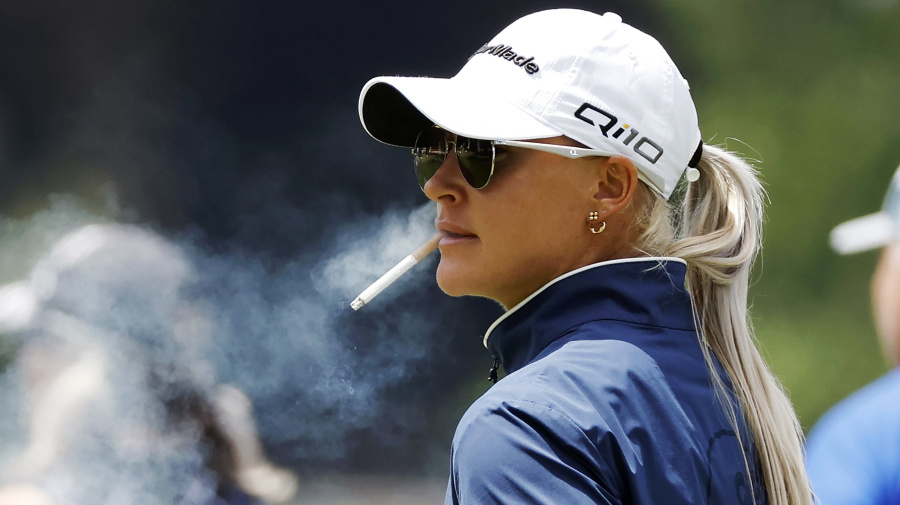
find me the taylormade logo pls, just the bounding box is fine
[574,102,664,165]
[472,43,540,75]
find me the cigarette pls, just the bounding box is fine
[350,232,442,311]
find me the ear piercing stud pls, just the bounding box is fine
[588,211,606,234]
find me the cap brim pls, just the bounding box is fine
[358,75,560,147]
[830,212,895,255]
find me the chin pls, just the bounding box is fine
[435,261,482,298]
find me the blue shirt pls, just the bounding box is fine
[806,368,900,505]
[445,258,765,505]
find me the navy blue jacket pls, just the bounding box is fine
[445,258,765,505]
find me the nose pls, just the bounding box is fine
[423,150,467,203]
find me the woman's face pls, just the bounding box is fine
[423,135,623,309]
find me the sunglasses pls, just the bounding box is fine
[412,126,615,190]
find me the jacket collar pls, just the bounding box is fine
[483,257,694,375]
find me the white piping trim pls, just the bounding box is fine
[482,257,687,349]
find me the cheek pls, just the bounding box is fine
[480,171,591,266]
[526,192,589,243]
[481,203,587,285]
[485,200,580,257]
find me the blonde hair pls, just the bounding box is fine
[633,144,812,505]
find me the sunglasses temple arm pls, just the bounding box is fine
[494,140,612,159]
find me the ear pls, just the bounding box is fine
[592,155,640,215]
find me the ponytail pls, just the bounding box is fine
[634,144,812,505]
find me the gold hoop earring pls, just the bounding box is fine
[588,212,606,234]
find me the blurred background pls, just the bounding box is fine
[0,0,899,503]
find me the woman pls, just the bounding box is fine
[358,9,811,505]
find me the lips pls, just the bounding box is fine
[435,220,477,243]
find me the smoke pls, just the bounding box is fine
[0,197,450,503]
[201,202,443,460]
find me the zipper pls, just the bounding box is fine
[488,355,501,384]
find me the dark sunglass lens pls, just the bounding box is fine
[413,128,449,189]
[414,154,445,189]
[456,137,494,189]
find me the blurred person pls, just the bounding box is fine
[357,8,811,505]
[805,164,900,505]
[0,224,297,505]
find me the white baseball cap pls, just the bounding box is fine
[830,164,900,254]
[358,9,703,199]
